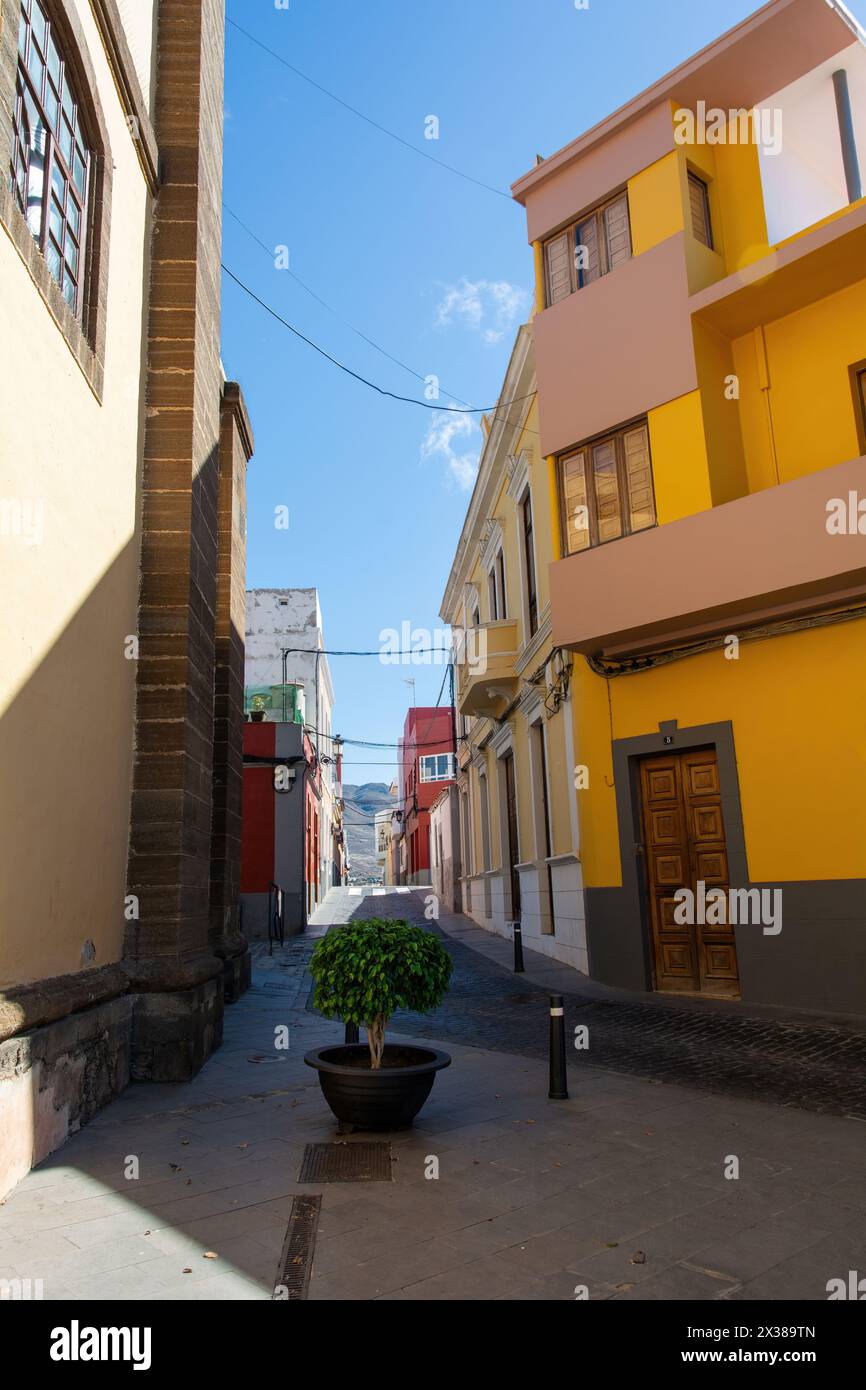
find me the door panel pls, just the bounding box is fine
[640,748,740,998]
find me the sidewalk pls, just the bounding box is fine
[0,889,864,1301]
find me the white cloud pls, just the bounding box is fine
[435,277,530,344]
[421,411,480,492]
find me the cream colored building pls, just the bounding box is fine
[440,325,587,973]
[0,0,254,1199]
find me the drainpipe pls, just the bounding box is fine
[832,69,862,204]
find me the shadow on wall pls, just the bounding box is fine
[0,538,141,992]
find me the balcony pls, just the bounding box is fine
[549,455,866,659]
[690,199,866,339]
[455,620,519,718]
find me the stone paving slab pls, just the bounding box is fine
[0,888,864,1301]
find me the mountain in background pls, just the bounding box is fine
[343,782,395,882]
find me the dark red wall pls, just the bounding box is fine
[241,723,275,892]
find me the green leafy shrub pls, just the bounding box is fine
[310,919,453,1068]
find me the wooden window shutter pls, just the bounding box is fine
[562,450,591,553]
[603,194,631,270]
[545,231,572,305]
[575,214,602,286]
[622,425,656,533]
[591,439,622,543]
[688,172,713,248]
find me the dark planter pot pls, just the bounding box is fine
[305,1043,451,1132]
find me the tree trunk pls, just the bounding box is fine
[367,1015,387,1069]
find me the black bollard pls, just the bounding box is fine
[513,921,525,973]
[344,1021,359,1045]
[548,994,569,1100]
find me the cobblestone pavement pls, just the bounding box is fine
[318,887,866,1121]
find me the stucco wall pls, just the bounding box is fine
[0,0,153,988]
[115,0,158,113]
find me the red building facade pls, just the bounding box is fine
[240,721,322,936]
[398,707,456,885]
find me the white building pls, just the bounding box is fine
[245,588,339,903]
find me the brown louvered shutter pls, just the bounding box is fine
[575,213,602,286]
[622,425,656,533]
[562,450,590,553]
[688,172,713,248]
[545,231,572,305]
[591,439,622,542]
[603,194,631,270]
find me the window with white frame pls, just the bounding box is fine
[419,753,455,783]
[487,547,507,621]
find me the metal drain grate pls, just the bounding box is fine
[273,1194,321,1300]
[298,1140,392,1183]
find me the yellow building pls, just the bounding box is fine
[441,325,588,972]
[0,0,253,1200]
[505,0,866,1013]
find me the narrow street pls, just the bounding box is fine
[2,890,864,1304]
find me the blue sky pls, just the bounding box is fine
[222,0,866,784]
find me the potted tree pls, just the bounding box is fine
[305,919,453,1132]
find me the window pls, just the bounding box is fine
[496,549,507,619]
[11,0,91,315]
[487,548,507,621]
[560,420,656,554]
[419,753,455,783]
[522,492,538,637]
[852,362,866,452]
[543,192,631,306]
[688,172,713,249]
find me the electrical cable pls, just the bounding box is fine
[223,202,474,409]
[222,263,536,415]
[222,202,542,442]
[585,603,866,678]
[226,17,514,202]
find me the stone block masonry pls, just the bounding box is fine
[125,0,233,1078]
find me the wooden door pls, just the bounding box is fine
[503,752,521,919]
[639,748,739,998]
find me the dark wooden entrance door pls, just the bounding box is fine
[503,752,521,919]
[639,748,739,998]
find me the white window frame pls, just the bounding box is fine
[486,545,507,622]
[419,753,455,783]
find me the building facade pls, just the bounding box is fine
[396,707,456,886]
[0,0,254,1199]
[429,785,462,914]
[375,808,392,884]
[240,720,321,938]
[507,0,866,1011]
[244,588,344,908]
[441,326,587,971]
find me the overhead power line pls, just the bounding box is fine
[223,202,475,410]
[222,263,536,416]
[222,211,542,439]
[308,726,459,751]
[226,18,514,202]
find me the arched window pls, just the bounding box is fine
[11,0,91,316]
